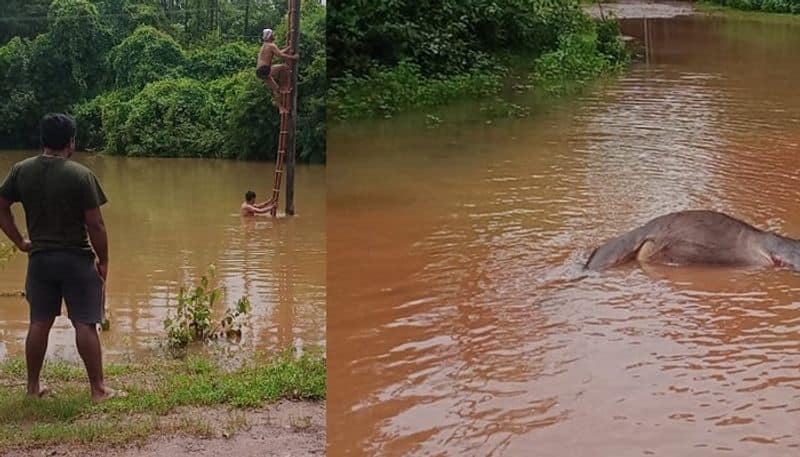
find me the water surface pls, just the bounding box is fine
[329,12,800,456]
[0,152,326,361]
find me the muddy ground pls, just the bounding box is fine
[1,401,325,457]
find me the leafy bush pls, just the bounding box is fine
[289,0,327,163]
[107,26,186,90]
[596,17,629,66]
[534,17,628,94]
[329,62,502,120]
[708,0,800,12]
[49,0,114,97]
[0,1,50,44]
[164,265,251,350]
[110,78,226,157]
[73,95,105,151]
[328,0,630,120]
[0,37,35,147]
[0,242,15,267]
[186,41,258,81]
[1,0,114,145]
[215,70,281,161]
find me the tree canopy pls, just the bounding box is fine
[0,0,325,163]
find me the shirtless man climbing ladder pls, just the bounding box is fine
[256,28,299,113]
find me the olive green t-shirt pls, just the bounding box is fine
[0,155,107,256]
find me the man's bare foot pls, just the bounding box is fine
[26,386,51,399]
[92,386,127,404]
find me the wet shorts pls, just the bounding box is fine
[26,250,104,324]
[256,65,271,79]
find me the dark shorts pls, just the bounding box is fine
[256,65,271,79]
[26,251,104,324]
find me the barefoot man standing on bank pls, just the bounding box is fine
[0,113,123,403]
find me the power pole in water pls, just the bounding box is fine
[285,0,300,215]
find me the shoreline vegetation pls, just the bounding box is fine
[327,0,629,122]
[695,0,800,19]
[0,350,326,450]
[0,0,325,163]
[697,0,800,15]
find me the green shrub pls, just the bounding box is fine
[73,95,104,151]
[107,26,186,90]
[164,265,251,350]
[48,0,113,97]
[531,16,627,94]
[707,0,800,13]
[109,78,225,157]
[328,0,630,120]
[596,17,629,66]
[186,41,258,81]
[0,37,35,147]
[329,62,502,120]
[0,242,16,268]
[215,70,281,161]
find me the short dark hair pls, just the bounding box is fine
[245,191,256,201]
[40,113,76,150]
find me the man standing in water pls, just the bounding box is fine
[241,190,275,216]
[256,27,299,113]
[0,113,123,403]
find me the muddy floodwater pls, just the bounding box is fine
[328,10,800,457]
[0,152,326,361]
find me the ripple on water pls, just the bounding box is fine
[330,13,800,457]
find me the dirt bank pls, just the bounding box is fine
[1,401,325,457]
[585,0,695,19]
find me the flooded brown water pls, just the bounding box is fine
[0,152,326,361]
[328,11,800,457]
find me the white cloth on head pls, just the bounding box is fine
[262,28,274,41]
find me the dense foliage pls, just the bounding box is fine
[327,0,628,120]
[705,0,800,13]
[0,0,325,163]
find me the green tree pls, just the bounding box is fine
[107,25,186,90]
[0,0,51,44]
[294,0,326,163]
[216,70,281,160]
[0,37,35,147]
[95,0,172,39]
[48,0,114,97]
[186,41,258,80]
[327,0,587,79]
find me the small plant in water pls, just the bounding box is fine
[164,265,251,349]
[0,242,16,267]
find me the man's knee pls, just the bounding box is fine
[71,320,98,332]
[29,318,55,331]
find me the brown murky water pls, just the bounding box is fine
[328,11,800,457]
[0,152,325,361]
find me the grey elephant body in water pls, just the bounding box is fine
[585,210,800,271]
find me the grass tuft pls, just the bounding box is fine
[0,349,326,449]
